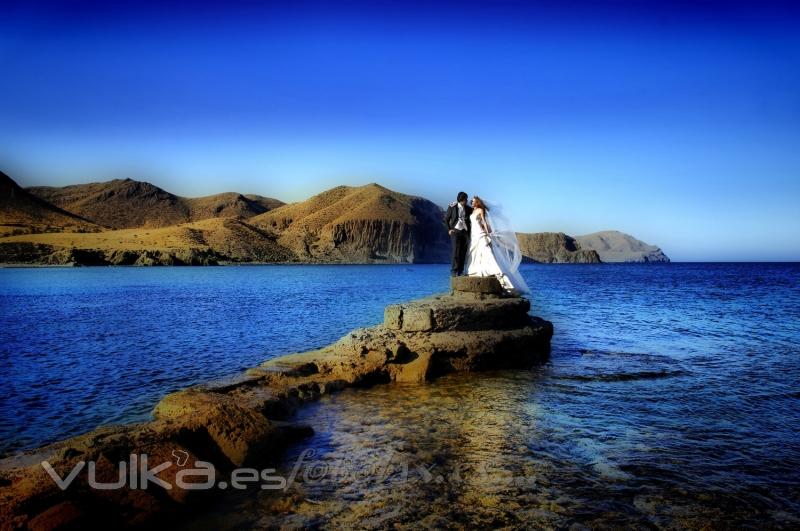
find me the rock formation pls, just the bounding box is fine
[0,278,552,528]
[249,183,451,263]
[516,232,601,263]
[576,230,670,263]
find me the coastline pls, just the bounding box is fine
[0,261,681,268]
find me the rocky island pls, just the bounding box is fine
[0,277,552,529]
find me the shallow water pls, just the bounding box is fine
[187,369,800,529]
[2,263,800,527]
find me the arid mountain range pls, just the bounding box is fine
[27,178,284,229]
[0,171,669,265]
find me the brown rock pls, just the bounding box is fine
[451,275,504,294]
[383,294,531,332]
[516,231,601,263]
[26,501,83,531]
[384,304,403,330]
[402,306,433,331]
[153,390,276,467]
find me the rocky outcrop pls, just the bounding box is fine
[260,277,551,384]
[576,230,670,263]
[516,232,601,263]
[0,278,552,528]
[0,242,221,266]
[330,219,417,262]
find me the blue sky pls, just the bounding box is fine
[1,1,799,261]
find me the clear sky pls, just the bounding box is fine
[1,0,799,261]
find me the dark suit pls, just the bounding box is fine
[444,201,473,276]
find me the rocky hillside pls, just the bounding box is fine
[250,183,450,263]
[0,217,294,266]
[516,232,601,263]
[27,178,284,229]
[1,171,669,266]
[0,171,101,237]
[576,230,670,263]
[188,192,283,221]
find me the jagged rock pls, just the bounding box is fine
[0,242,59,264]
[0,287,552,528]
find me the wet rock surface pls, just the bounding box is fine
[0,279,551,529]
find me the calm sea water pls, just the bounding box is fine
[2,264,800,527]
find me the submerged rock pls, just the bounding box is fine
[0,279,552,529]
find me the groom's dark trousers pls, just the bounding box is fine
[450,229,469,276]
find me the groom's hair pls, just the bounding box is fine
[457,191,468,202]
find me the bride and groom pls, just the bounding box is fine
[445,191,530,295]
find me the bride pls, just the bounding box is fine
[464,196,530,295]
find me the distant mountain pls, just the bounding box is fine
[27,178,284,229]
[1,171,668,266]
[1,178,450,265]
[0,171,101,236]
[516,232,601,263]
[576,230,670,263]
[250,183,450,263]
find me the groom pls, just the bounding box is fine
[444,191,473,276]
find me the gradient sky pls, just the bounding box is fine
[1,0,799,261]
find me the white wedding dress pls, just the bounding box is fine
[465,209,530,295]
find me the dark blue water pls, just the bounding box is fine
[2,264,800,526]
[0,265,446,453]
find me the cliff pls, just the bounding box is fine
[516,232,601,263]
[249,183,450,263]
[0,277,552,528]
[576,230,670,263]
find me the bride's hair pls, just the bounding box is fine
[472,196,489,211]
